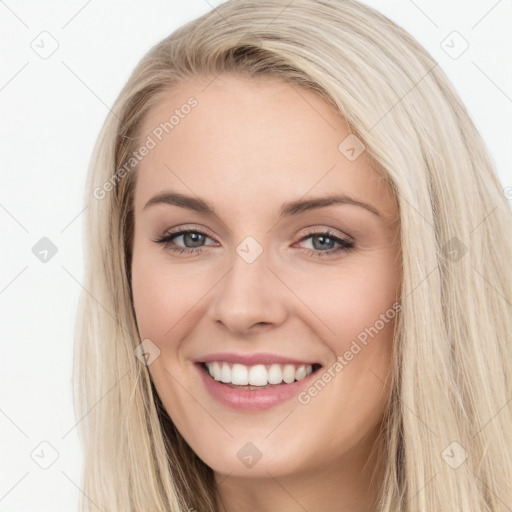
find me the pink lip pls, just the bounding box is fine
[194,352,318,366]
[195,362,320,412]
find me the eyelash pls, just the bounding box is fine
[153,226,355,258]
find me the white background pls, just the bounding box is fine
[1,1,510,510]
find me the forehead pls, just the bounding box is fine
[133,74,396,220]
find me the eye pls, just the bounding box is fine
[153,226,355,258]
[296,230,354,258]
[153,227,217,255]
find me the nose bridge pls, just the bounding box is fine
[208,242,286,332]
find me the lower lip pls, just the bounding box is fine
[195,363,320,412]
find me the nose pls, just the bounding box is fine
[208,251,288,335]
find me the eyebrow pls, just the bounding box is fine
[143,191,382,219]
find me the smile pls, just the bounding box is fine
[196,361,323,411]
[202,361,320,387]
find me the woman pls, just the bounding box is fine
[74,0,512,510]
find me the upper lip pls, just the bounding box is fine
[194,352,320,366]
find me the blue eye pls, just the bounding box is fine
[153,228,354,258]
[297,231,354,257]
[153,230,216,255]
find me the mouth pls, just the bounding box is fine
[197,361,323,390]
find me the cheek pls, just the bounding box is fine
[288,252,399,352]
[333,273,398,353]
[131,266,170,341]
[131,250,207,341]
[287,267,398,454]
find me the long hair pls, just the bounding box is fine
[73,0,512,510]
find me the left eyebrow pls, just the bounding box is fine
[279,194,381,218]
[143,191,382,218]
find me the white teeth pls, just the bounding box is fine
[220,363,231,383]
[295,365,307,381]
[204,361,315,386]
[231,364,249,385]
[212,362,222,381]
[282,364,296,384]
[248,364,267,386]
[268,364,282,384]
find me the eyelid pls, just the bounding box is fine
[296,226,353,243]
[161,224,352,244]
[163,223,219,241]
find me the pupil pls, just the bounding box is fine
[185,232,204,247]
[313,235,333,250]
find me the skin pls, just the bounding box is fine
[130,73,401,512]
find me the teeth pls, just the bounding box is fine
[295,365,307,380]
[204,361,315,386]
[221,363,231,383]
[248,364,267,386]
[232,364,249,385]
[268,364,283,385]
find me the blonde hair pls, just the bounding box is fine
[74,0,512,510]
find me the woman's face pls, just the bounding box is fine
[131,74,400,482]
